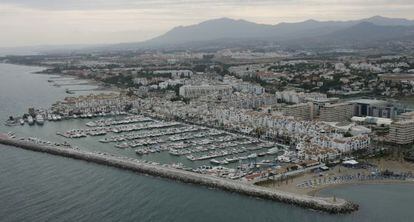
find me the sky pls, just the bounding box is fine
[1,0,414,48]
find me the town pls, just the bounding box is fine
[2,49,414,186]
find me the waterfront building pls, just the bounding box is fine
[389,120,414,145]
[311,135,370,153]
[296,142,340,161]
[399,111,414,120]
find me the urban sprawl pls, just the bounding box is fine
[2,49,414,184]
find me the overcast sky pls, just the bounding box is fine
[1,0,414,47]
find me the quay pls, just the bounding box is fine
[0,134,358,214]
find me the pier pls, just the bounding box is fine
[0,134,358,214]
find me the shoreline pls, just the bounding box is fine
[308,179,414,196]
[258,160,414,198]
[0,134,358,214]
[1,62,118,93]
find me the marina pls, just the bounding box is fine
[1,59,414,221]
[3,107,331,183]
[0,133,358,214]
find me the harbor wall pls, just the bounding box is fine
[0,136,358,214]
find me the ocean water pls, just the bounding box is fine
[1,63,414,222]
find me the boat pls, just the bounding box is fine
[225,157,238,163]
[19,119,25,125]
[210,159,221,165]
[135,149,144,155]
[267,147,279,155]
[277,155,291,163]
[86,121,96,127]
[115,142,129,149]
[99,138,111,143]
[220,160,229,165]
[35,114,44,125]
[65,89,75,94]
[248,153,258,159]
[27,116,34,125]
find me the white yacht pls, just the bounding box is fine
[36,114,44,125]
[27,116,34,125]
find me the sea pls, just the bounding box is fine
[1,63,414,222]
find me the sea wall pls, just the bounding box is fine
[0,136,358,214]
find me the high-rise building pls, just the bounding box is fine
[389,120,414,145]
[319,103,354,122]
[282,102,314,120]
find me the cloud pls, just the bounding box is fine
[2,0,414,11]
[0,0,414,47]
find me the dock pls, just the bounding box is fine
[0,133,358,214]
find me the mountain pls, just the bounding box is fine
[323,22,414,42]
[361,15,414,26]
[146,18,275,45]
[281,22,414,50]
[129,16,414,49]
[40,16,414,53]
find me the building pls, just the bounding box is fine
[133,78,148,86]
[275,91,327,104]
[179,85,233,98]
[154,70,193,79]
[319,103,354,122]
[282,102,314,120]
[389,120,414,144]
[232,83,265,95]
[399,111,414,120]
[351,99,397,119]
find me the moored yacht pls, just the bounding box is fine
[210,159,221,165]
[36,114,44,125]
[27,116,34,125]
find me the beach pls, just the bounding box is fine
[258,158,414,196]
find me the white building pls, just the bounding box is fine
[154,70,193,79]
[179,85,233,98]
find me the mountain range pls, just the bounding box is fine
[3,16,412,54]
[109,16,414,51]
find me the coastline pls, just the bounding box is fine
[0,134,359,214]
[1,62,117,93]
[308,179,414,196]
[259,160,414,197]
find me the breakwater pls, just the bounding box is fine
[0,135,358,214]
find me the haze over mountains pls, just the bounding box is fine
[2,16,414,54]
[111,15,414,50]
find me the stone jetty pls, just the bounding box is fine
[0,134,358,214]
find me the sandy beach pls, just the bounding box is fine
[258,158,414,196]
